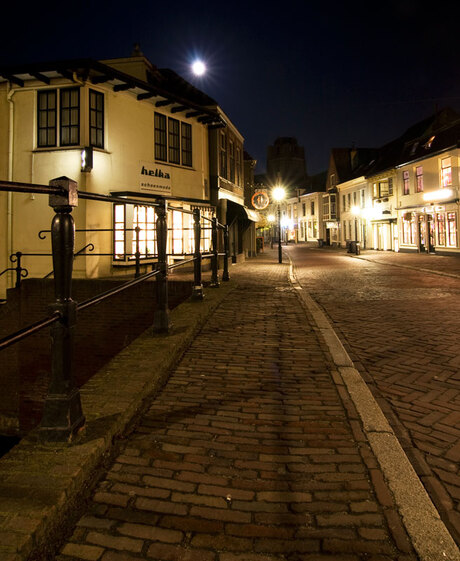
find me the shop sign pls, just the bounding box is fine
[139,161,172,195]
[326,221,338,229]
[251,191,270,210]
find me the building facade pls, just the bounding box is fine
[0,53,250,298]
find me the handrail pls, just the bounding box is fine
[0,177,230,441]
[77,266,160,311]
[43,243,96,279]
[0,311,60,352]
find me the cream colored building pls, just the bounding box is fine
[0,54,226,298]
[363,171,398,251]
[396,149,459,254]
[337,177,370,248]
[296,192,322,243]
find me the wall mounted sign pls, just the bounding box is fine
[251,191,270,210]
[139,161,172,195]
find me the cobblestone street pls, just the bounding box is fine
[55,252,420,561]
[288,245,460,546]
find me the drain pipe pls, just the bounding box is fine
[6,84,15,288]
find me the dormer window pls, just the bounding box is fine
[424,136,435,149]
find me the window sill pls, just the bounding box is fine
[154,159,195,171]
[33,146,110,154]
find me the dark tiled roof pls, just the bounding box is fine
[157,68,217,107]
[330,147,378,183]
[0,58,223,124]
[366,107,460,177]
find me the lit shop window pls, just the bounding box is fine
[113,204,157,261]
[133,206,157,258]
[441,157,452,187]
[447,212,457,246]
[171,210,184,255]
[114,204,126,260]
[436,213,446,246]
[189,207,214,253]
[402,213,416,245]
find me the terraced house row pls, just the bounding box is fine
[282,108,460,255]
[0,49,259,299]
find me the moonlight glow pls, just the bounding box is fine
[191,60,206,76]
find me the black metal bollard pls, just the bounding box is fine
[210,217,220,288]
[134,226,141,278]
[222,225,230,282]
[191,208,204,300]
[153,200,170,332]
[39,177,85,442]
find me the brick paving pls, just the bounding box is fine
[55,251,418,561]
[289,245,460,547]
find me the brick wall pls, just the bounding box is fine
[0,277,193,434]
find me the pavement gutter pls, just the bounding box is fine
[288,258,460,561]
[0,280,236,561]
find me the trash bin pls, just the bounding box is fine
[348,241,360,255]
[317,239,324,248]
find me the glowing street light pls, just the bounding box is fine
[271,186,286,263]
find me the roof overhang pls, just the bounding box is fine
[0,59,225,127]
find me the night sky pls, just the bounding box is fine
[2,1,459,175]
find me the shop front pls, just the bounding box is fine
[399,205,459,254]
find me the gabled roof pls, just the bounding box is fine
[329,147,378,184]
[366,107,460,177]
[0,57,225,126]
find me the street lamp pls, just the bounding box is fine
[272,186,286,263]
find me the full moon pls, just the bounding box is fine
[191,60,206,76]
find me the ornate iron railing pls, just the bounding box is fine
[0,177,230,442]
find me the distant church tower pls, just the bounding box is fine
[266,137,308,196]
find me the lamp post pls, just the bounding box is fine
[272,186,286,264]
[267,214,275,249]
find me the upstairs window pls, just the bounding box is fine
[235,147,241,185]
[37,87,80,147]
[403,171,410,195]
[416,166,423,192]
[441,157,452,187]
[155,113,192,167]
[220,132,227,178]
[168,117,180,164]
[181,123,192,167]
[89,89,104,148]
[60,88,80,146]
[37,90,57,147]
[229,140,235,183]
[154,113,167,161]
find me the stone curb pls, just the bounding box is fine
[287,257,460,561]
[349,253,460,279]
[0,280,236,561]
